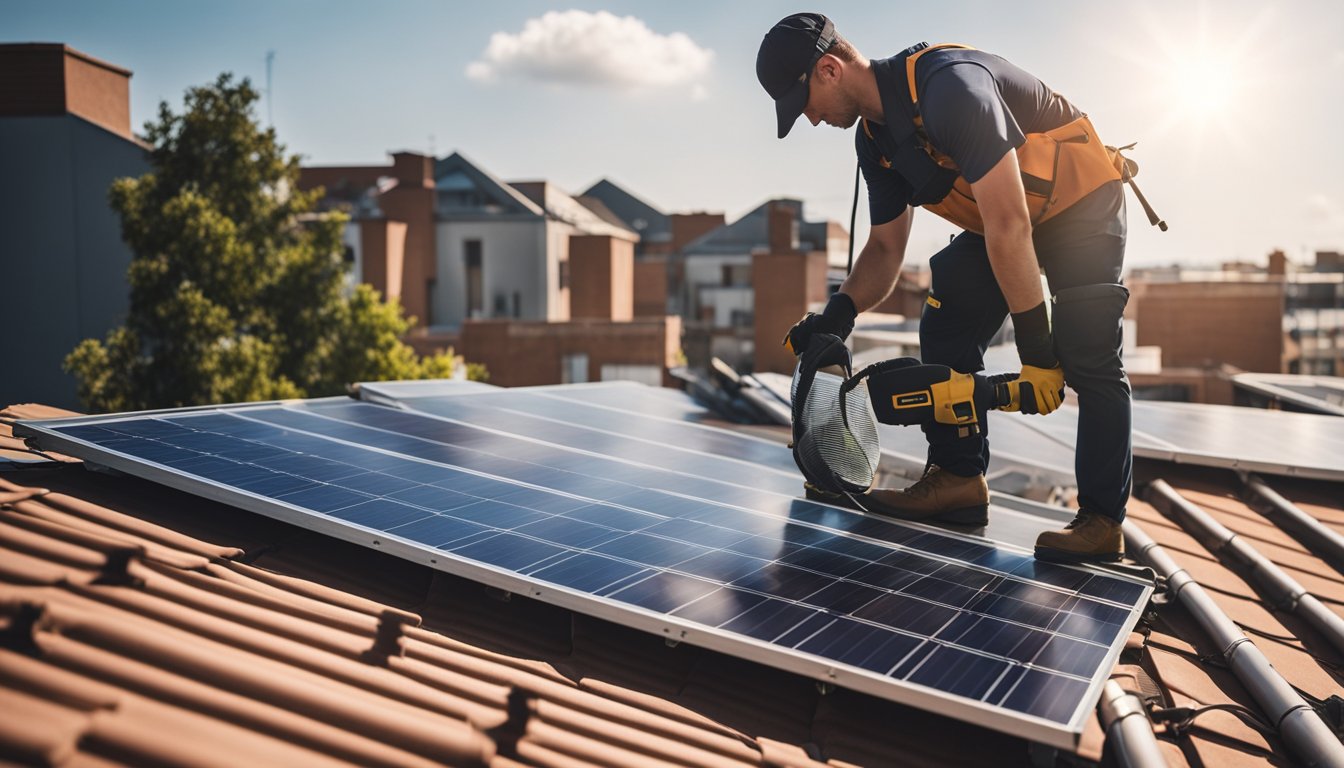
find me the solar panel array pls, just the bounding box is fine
[17,384,1150,749]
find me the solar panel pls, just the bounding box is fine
[17,394,1151,750]
[980,401,1344,482]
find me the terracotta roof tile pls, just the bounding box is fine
[6,403,1343,766]
[3,458,1029,766]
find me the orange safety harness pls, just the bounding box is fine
[861,44,1166,234]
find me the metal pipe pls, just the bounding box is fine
[1124,520,1344,768]
[1148,480,1344,657]
[1098,680,1168,768]
[1245,474,1344,575]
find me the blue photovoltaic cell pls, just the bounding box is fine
[27,394,1150,744]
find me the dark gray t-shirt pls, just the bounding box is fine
[857,47,1085,227]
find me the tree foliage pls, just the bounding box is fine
[66,74,484,412]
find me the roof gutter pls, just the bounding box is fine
[1098,680,1168,768]
[1123,520,1344,768]
[1146,479,1344,657]
[1244,474,1344,574]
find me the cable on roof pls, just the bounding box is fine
[1149,702,1278,740]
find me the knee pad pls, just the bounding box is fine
[1052,283,1129,378]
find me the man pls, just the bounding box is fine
[757,13,1132,563]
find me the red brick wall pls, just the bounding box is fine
[64,49,131,139]
[298,153,437,325]
[0,44,132,140]
[359,219,405,302]
[669,213,726,252]
[1130,281,1286,372]
[379,181,436,326]
[460,317,682,387]
[768,202,797,254]
[633,257,668,317]
[753,249,829,374]
[570,235,634,321]
[391,152,433,186]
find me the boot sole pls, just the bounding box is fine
[805,485,989,526]
[1033,545,1124,564]
[866,499,989,527]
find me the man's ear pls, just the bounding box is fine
[815,53,843,83]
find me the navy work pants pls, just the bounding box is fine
[917,182,1132,522]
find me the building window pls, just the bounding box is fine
[562,353,589,384]
[559,259,570,291]
[512,291,521,318]
[465,239,483,318]
[722,264,751,287]
[342,245,356,264]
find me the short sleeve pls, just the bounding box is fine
[920,63,1025,184]
[855,125,912,226]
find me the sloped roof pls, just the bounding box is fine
[580,179,671,241]
[507,180,638,240]
[433,151,545,218]
[683,199,839,256]
[5,384,1343,766]
[1,402,1039,767]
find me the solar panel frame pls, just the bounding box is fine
[16,398,1152,751]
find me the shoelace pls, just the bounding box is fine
[1064,511,1092,530]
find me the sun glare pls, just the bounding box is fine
[1115,1,1273,158]
[1169,56,1238,118]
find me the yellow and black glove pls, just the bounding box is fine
[1006,300,1065,415]
[1004,364,1066,414]
[783,292,857,356]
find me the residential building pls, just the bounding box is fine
[1120,250,1344,403]
[301,154,684,388]
[583,179,847,373]
[0,43,150,409]
[301,151,638,332]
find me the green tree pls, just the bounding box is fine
[66,74,484,412]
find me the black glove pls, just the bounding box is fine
[1009,300,1065,415]
[783,292,857,356]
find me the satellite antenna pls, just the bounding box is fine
[266,50,275,126]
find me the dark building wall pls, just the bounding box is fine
[0,115,149,408]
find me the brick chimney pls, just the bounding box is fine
[380,152,438,323]
[669,212,726,252]
[1267,249,1288,276]
[768,201,798,254]
[390,151,434,188]
[569,235,634,321]
[753,246,829,374]
[0,43,133,141]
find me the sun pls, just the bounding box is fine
[1161,42,1241,127]
[1167,55,1239,119]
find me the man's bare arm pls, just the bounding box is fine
[971,150,1042,312]
[840,206,913,312]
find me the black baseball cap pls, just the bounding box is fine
[756,13,837,139]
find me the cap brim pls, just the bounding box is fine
[774,76,809,139]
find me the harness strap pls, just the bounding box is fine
[906,43,974,129]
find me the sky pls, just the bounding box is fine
[5,0,1343,270]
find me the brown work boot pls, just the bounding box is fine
[863,465,989,525]
[1034,511,1124,563]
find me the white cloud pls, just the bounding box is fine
[466,10,714,91]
